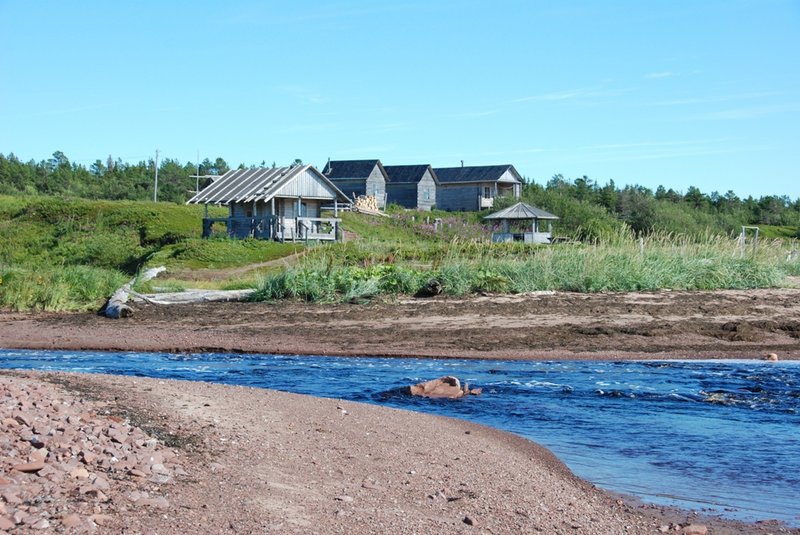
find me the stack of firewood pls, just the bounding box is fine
[354,195,380,211]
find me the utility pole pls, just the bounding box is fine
[196,149,200,195]
[153,149,160,202]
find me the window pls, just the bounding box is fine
[424,189,430,200]
[483,186,492,198]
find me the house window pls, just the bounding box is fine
[424,189,430,200]
[483,186,492,198]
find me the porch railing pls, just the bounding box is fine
[202,216,340,242]
[479,196,494,209]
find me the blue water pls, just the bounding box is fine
[1,349,798,526]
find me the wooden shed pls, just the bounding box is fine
[382,164,439,211]
[434,164,523,211]
[483,202,559,244]
[187,164,349,242]
[321,159,388,209]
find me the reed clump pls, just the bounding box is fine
[252,232,796,302]
[0,265,127,311]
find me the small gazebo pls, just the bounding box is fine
[483,202,559,244]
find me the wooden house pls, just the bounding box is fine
[434,165,523,211]
[382,164,439,211]
[186,164,349,242]
[321,159,388,208]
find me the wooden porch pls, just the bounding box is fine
[202,216,340,242]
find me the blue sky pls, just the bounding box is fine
[1,0,798,199]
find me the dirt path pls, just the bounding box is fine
[2,288,799,360]
[165,250,306,282]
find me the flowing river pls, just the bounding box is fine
[1,349,798,526]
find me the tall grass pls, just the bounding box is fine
[0,265,127,311]
[252,232,798,302]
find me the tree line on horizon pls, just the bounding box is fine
[1,151,798,239]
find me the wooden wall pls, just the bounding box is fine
[416,170,437,211]
[365,166,386,198]
[437,184,481,211]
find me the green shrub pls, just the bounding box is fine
[0,265,126,311]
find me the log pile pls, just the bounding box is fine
[352,195,388,217]
[354,195,380,211]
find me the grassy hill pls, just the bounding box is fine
[1,195,798,310]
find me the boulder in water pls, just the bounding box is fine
[765,353,779,362]
[408,376,480,399]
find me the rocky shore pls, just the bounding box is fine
[2,370,796,534]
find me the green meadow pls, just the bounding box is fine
[1,196,798,310]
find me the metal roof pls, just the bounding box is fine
[383,164,438,184]
[483,202,559,220]
[186,165,348,205]
[433,165,522,184]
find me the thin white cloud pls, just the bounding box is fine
[275,122,337,134]
[680,103,800,121]
[336,145,396,156]
[276,85,330,105]
[654,91,780,106]
[33,103,114,117]
[585,145,767,163]
[440,109,499,119]
[570,137,768,163]
[513,89,590,102]
[644,71,675,79]
[584,139,729,151]
[513,86,635,103]
[370,121,415,133]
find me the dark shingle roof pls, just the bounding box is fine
[321,160,381,179]
[433,165,520,184]
[383,164,436,184]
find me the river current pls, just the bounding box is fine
[1,349,798,526]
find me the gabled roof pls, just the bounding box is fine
[383,164,438,184]
[321,159,385,180]
[483,202,559,220]
[433,164,522,184]
[186,165,348,205]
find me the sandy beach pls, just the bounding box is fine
[2,289,800,533]
[1,288,799,360]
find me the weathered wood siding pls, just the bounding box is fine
[270,198,322,218]
[275,168,338,199]
[328,166,385,201]
[385,183,417,208]
[417,170,437,211]
[333,179,366,199]
[437,184,481,211]
[497,169,522,196]
[365,166,386,198]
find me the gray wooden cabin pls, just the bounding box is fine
[382,164,439,211]
[321,159,388,208]
[484,202,559,244]
[434,165,522,211]
[186,164,350,242]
